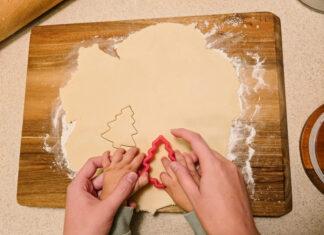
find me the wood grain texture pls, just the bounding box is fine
[18,12,292,216]
[0,0,65,42]
[300,105,324,193]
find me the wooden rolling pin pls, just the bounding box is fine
[0,0,64,42]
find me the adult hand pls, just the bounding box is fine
[169,128,258,235]
[63,153,138,235]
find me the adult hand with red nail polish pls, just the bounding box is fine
[63,152,142,235]
[169,128,259,235]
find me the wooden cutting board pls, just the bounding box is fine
[18,12,291,216]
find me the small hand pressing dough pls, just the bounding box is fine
[160,151,201,212]
[100,148,148,200]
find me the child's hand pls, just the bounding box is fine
[100,147,149,200]
[160,151,201,212]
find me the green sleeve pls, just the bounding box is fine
[109,206,134,235]
[184,211,206,235]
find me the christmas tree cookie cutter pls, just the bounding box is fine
[101,105,138,148]
[139,135,176,189]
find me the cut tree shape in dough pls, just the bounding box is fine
[60,23,240,213]
[101,105,138,148]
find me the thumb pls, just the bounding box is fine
[169,161,200,205]
[101,172,138,214]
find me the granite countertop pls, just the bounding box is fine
[0,0,323,234]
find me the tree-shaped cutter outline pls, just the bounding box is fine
[101,105,138,148]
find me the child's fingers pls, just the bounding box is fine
[183,153,200,184]
[123,147,139,163]
[110,148,126,163]
[102,151,111,168]
[169,161,200,205]
[161,157,177,179]
[160,172,173,190]
[92,173,104,190]
[189,152,199,163]
[134,172,149,192]
[131,153,145,170]
[175,151,187,167]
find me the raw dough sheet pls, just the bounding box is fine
[60,23,239,212]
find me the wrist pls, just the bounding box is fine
[205,220,258,235]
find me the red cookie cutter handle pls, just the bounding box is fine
[139,135,176,189]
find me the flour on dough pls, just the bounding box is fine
[60,23,239,212]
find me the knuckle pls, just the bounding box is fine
[114,148,124,155]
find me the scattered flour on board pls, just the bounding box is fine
[226,50,266,195]
[201,18,267,194]
[224,16,243,27]
[204,24,220,39]
[45,21,267,191]
[52,102,63,128]
[43,102,77,179]
[59,114,77,178]
[42,134,52,152]
[247,52,267,92]
[203,20,209,27]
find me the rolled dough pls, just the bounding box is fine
[60,23,239,212]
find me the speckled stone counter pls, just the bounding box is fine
[0,0,323,234]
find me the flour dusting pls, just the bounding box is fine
[247,52,267,92]
[225,16,243,27]
[52,102,63,128]
[204,24,220,39]
[225,50,267,195]
[59,114,76,178]
[42,134,53,152]
[251,104,261,120]
[201,19,267,195]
